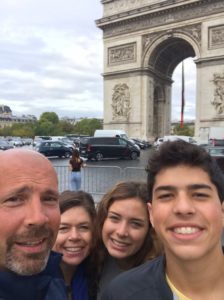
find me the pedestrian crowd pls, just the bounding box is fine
[0,140,223,300]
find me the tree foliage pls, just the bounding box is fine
[39,112,59,124]
[0,112,102,138]
[173,124,194,136]
[73,118,102,136]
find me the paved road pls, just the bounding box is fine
[50,147,154,168]
[49,148,154,202]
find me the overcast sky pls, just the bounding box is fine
[0,0,196,121]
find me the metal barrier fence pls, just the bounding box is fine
[54,165,147,202]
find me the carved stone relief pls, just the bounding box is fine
[111,83,131,120]
[142,32,161,51]
[209,25,224,49]
[142,23,201,53]
[101,1,224,38]
[183,24,201,44]
[211,72,224,114]
[108,43,136,66]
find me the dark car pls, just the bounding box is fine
[130,138,147,149]
[0,140,14,150]
[36,141,73,158]
[79,137,140,161]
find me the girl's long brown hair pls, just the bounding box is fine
[70,148,81,163]
[94,181,162,286]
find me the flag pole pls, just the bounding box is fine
[180,61,185,128]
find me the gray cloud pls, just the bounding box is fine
[0,0,195,121]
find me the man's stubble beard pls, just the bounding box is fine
[5,225,55,276]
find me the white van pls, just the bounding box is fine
[94,130,128,140]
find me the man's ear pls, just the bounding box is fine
[147,202,154,228]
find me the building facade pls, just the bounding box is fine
[0,105,37,128]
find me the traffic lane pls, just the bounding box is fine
[50,148,154,168]
[86,148,152,168]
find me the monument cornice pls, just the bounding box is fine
[200,117,224,122]
[96,0,224,38]
[99,0,200,23]
[195,55,224,66]
[103,67,173,83]
[104,121,142,125]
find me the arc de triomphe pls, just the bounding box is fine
[96,0,224,141]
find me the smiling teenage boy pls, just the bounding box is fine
[101,140,224,300]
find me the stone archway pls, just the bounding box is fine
[143,33,198,137]
[96,0,224,141]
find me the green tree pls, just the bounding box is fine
[60,120,75,134]
[39,112,59,124]
[0,123,35,138]
[35,120,55,136]
[35,112,63,136]
[74,118,102,136]
[173,124,194,136]
[0,113,102,138]
[0,125,13,137]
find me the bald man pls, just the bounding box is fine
[0,149,67,299]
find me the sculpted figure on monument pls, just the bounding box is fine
[111,83,131,120]
[210,26,224,48]
[211,73,224,114]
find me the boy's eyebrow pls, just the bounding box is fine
[154,185,176,193]
[154,183,212,193]
[187,184,212,191]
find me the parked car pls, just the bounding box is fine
[206,146,224,157]
[205,146,224,172]
[0,140,14,150]
[35,141,73,158]
[139,139,152,148]
[128,139,141,151]
[22,138,33,145]
[130,138,147,149]
[68,137,80,148]
[33,136,52,146]
[79,137,140,161]
[209,139,224,146]
[58,137,79,149]
[154,135,197,148]
[154,137,164,147]
[10,137,23,147]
